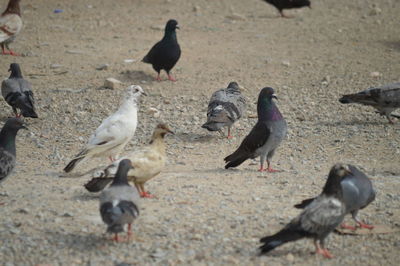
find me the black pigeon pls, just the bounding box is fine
[294,165,376,230]
[259,164,350,259]
[0,118,26,183]
[224,87,287,172]
[1,63,38,118]
[262,0,311,18]
[339,82,400,124]
[142,19,181,82]
[202,82,246,139]
[99,159,140,242]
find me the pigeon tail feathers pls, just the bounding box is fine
[259,227,305,254]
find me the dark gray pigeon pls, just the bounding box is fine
[1,63,38,118]
[224,87,287,172]
[99,159,140,242]
[142,19,181,82]
[294,165,376,230]
[262,0,311,18]
[259,164,350,259]
[202,82,246,139]
[339,82,400,124]
[0,117,26,183]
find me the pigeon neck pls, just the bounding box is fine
[322,174,343,197]
[258,99,283,121]
[163,30,177,42]
[0,129,17,155]
[121,97,138,110]
[10,67,23,79]
[111,167,130,186]
[149,131,166,145]
[3,0,20,16]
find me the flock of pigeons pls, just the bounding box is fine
[0,0,400,260]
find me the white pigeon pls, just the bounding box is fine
[0,0,23,56]
[64,85,146,173]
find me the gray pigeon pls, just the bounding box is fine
[224,87,287,172]
[202,82,246,139]
[0,117,26,183]
[259,164,350,259]
[1,63,38,118]
[99,159,140,242]
[339,82,400,123]
[294,165,376,230]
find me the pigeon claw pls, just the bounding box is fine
[156,74,162,82]
[267,167,280,173]
[340,223,357,231]
[140,191,155,198]
[167,75,176,82]
[357,221,374,230]
[315,247,333,259]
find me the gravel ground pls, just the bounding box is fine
[0,0,399,265]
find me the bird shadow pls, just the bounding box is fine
[72,191,99,202]
[318,120,389,127]
[45,231,108,251]
[380,40,400,52]
[119,70,155,83]
[175,132,216,143]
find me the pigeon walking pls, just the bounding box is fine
[0,0,22,56]
[202,82,246,139]
[224,87,287,172]
[2,63,38,118]
[142,19,181,82]
[85,123,174,198]
[99,159,140,242]
[64,85,146,173]
[259,164,350,259]
[0,118,26,183]
[261,0,311,18]
[294,165,376,230]
[339,82,400,124]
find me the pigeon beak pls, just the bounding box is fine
[168,129,175,135]
[272,94,278,100]
[8,68,11,72]
[21,125,28,130]
[308,5,312,9]
[142,91,148,96]
[176,25,180,30]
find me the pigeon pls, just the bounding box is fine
[259,164,350,259]
[339,82,400,124]
[294,165,376,230]
[63,85,146,173]
[0,0,22,56]
[85,123,174,198]
[262,0,311,18]
[202,82,246,139]
[99,159,140,242]
[224,87,287,172]
[0,117,26,183]
[142,19,181,82]
[2,63,38,118]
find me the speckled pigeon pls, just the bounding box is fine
[339,82,400,124]
[259,164,350,259]
[294,164,376,230]
[224,87,287,172]
[202,82,246,139]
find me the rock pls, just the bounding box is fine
[104,78,123,89]
[66,50,85,54]
[282,60,291,67]
[370,71,382,78]
[148,107,161,118]
[124,59,136,63]
[50,64,62,69]
[369,7,382,16]
[321,75,330,85]
[226,13,246,21]
[17,208,29,214]
[96,64,109,70]
[286,253,295,262]
[151,25,164,31]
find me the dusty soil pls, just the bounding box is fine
[1,0,399,265]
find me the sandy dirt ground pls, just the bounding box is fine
[0,0,399,265]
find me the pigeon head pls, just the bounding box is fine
[111,159,133,186]
[259,87,277,101]
[227,82,240,91]
[8,63,23,78]
[154,123,174,139]
[3,0,21,16]
[2,117,27,132]
[323,163,352,196]
[126,85,147,100]
[165,19,179,32]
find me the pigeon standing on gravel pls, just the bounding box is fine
[259,164,350,259]
[99,159,140,242]
[224,87,287,172]
[85,123,174,198]
[339,82,400,124]
[63,85,146,173]
[0,0,22,56]
[294,164,376,230]
[262,0,311,18]
[142,19,181,82]
[0,118,26,183]
[202,82,246,139]
[2,63,38,118]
